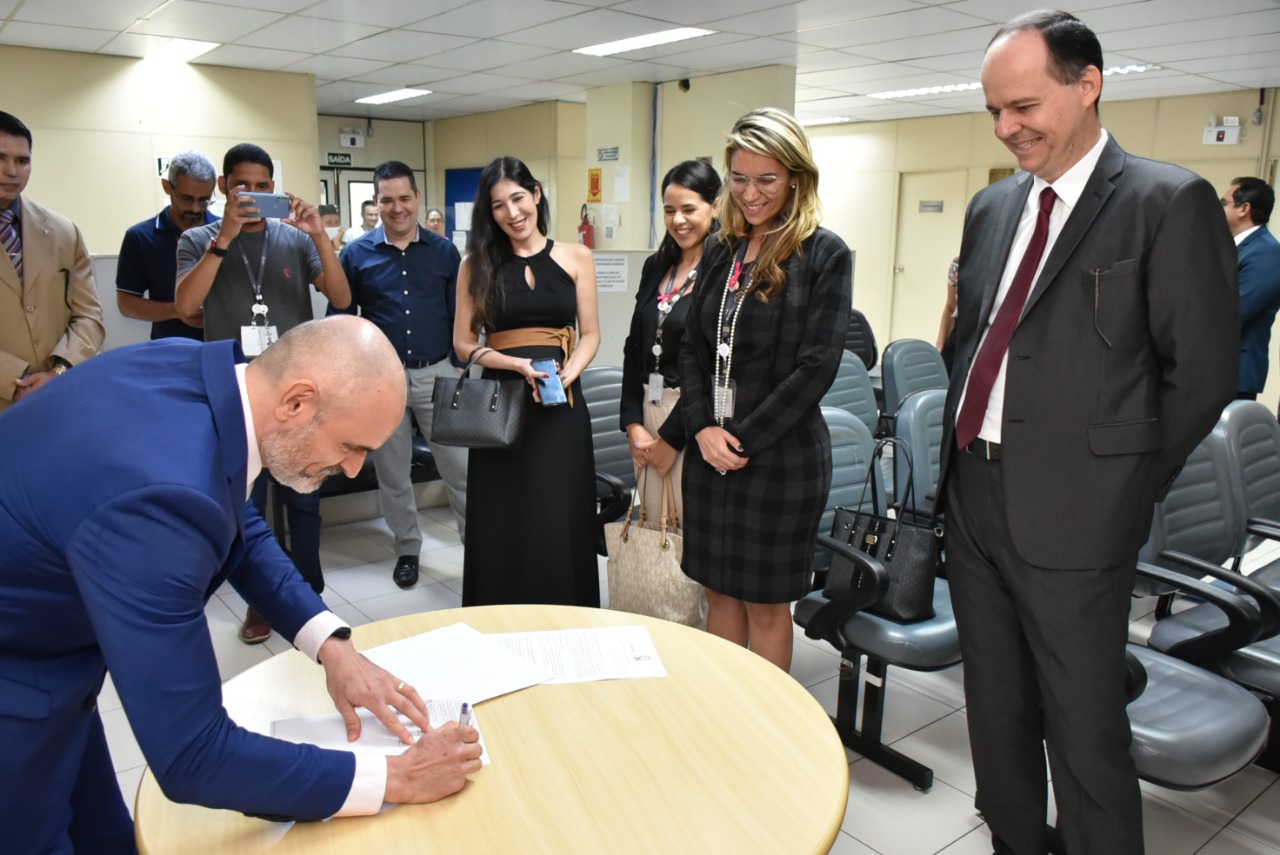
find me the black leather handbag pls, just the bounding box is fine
[826,438,941,623]
[430,347,530,449]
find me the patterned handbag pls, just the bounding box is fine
[826,438,941,623]
[430,347,529,449]
[606,471,707,627]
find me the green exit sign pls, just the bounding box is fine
[326,152,353,167]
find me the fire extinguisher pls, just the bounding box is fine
[577,203,595,249]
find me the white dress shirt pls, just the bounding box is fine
[235,363,387,816]
[958,130,1111,444]
[1235,224,1261,247]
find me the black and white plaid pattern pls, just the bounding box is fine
[679,228,853,603]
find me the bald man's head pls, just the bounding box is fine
[247,316,406,492]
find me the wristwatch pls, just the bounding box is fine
[329,626,352,641]
[49,357,71,376]
[207,241,229,258]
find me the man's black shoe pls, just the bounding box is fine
[393,555,419,588]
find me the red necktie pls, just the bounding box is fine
[955,187,1056,450]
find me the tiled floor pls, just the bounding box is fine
[103,508,1280,854]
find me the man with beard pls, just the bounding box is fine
[0,316,483,855]
[116,150,218,340]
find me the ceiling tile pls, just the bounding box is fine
[618,32,748,62]
[0,20,114,52]
[1102,9,1280,52]
[204,0,318,11]
[794,49,882,73]
[299,0,468,28]
[609,0,810,27]
[798,61,937,90]
[283,54,395,78]
[97,32,174,59]
[555,59,690,86]
[420,40,561,73]
[1083,0,1277,34]
[235,15,384,53]
[652,37,809,71]
[1203,67,1280,88]
[349,63,466,86]
[796,85,859,101]
[706,0,926,38]
[944,0,1119,25]
[1164,50,1280,75]
[313,79,398,105]
[498,80,590,101]
[794,6,989,50]
[13,0,158,30]
[1117,33,1280,64]
[907,50,987,73]
[487,50,627,81]
[427,71,543,96]
[517,8,678,50]
[128,0,284,43]
[853,25,995,62]
[409,0,592,40]
[330,29,475,63]
[0,0,19,16]
[194,43,315,70]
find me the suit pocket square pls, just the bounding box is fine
[1088,418,1162,456]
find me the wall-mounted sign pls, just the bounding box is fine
[326,152,353,167]
[594,254,628,292]
[587,168,602,202]
[918,200,944,213]
[597,146,619,162]
[156,156,171,179]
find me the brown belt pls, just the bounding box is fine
[485,325,577,406]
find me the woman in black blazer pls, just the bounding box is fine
[679,108,852,671]
[620,160,720,524]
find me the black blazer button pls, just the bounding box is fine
[84,694,98,711]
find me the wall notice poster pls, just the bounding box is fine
[587,168,602,203]
[594,254,628,292]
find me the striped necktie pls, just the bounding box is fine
[0,208,21,281]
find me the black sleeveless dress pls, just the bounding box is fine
[461,241,600,607]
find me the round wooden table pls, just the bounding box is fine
[134,605,849,854]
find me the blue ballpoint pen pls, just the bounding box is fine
[458,702,473,728]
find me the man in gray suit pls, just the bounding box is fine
[937,11,1238,854]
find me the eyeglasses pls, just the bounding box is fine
[729,172,789,193]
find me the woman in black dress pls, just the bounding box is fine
[454,157,601,607]
[620,160,720,524]
[680,109,852,670]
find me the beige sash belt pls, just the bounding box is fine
[485,325,578,406]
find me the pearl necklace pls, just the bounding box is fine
[714,243,752,427]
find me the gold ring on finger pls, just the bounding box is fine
[396,681,405,692]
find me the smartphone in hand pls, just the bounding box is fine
[240,192,292,220]
[530,358,567,406]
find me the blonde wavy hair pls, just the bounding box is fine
[716,107,822,301]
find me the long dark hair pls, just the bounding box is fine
[466,157,550,333]
[652,159,721,275]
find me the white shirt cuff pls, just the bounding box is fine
[332,754,389,817]
[294,611,350,663]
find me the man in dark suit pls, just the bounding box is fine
[1222,176,1280,399]
[937,12,1238,854]
[0,316,481,855]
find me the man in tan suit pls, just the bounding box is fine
[0,111,103,413]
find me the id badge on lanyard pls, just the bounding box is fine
[237,225,278,356]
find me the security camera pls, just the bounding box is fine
[678,79,691,92]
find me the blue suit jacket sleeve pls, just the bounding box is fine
[1237,231,1280,325]
[65,485,355,820]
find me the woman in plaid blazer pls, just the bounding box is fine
[679,108,852,671]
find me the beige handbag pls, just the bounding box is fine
[605,472,707,627]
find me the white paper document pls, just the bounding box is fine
[490,625,667,684]
[272,699,490,764]
[362,621,552,702]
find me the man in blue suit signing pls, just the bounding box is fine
[0,315,481,854]
[1223,177,1280,399]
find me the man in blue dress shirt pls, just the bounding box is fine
[116,150,218,340]
[336,160,468,588]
